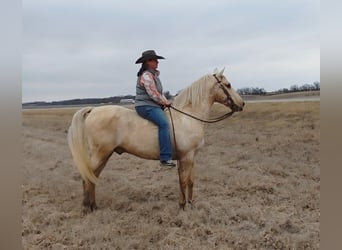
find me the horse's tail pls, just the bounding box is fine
[67,107,98,184]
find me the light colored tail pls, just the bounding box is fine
[67,107,98,184]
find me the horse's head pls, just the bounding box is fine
[210,68,245,112]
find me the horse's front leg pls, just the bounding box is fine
[187,166,195,208]
[177,163,187,210]
[177,155,194,210]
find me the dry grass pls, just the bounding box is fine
[22,101,320,249]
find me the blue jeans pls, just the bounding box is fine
[135,106,172,161]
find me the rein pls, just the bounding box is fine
[169,105,235,123]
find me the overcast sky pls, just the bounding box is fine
[22,0,320,103]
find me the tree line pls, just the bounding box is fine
[237,81,320,95]
[23,95,136,106]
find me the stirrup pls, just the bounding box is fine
[160,160,176,167]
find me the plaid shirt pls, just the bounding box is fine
[139,70,169,106]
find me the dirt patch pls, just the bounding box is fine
[22,101,320,249]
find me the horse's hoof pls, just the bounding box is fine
[179,202,186,210]
[90,203,98,211]
[82,201,97,213]
[82,206,92,214]
[188,200,195,209]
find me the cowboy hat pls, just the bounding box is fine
[135,50,165,64]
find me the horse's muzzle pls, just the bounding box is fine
[225,98,244,112]
[231,102,244,112]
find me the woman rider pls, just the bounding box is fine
[135,50,176,167]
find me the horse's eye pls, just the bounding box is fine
[227,83,231,88]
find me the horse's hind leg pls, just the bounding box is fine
[82,149,112,213]
[82,180,97,212]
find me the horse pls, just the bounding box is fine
[67,68,244,212]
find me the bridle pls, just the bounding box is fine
[168,74,237,124]
[213,74,241,113]
[168,74,238,161]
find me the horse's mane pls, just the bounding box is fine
[173,74,212,110]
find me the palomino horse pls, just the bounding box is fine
[67,68,244,212]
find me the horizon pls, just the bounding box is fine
[22,84,320,104]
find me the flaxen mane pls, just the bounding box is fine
[173,74,213,110]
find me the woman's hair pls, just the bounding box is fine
[137,62,149,77]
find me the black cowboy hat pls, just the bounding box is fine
[135,50,165,64]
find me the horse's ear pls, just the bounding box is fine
[218,67,225,77]
[213,68,218,75]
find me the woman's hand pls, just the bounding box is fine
[164,100,172,107]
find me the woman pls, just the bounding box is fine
[135,50,176,167]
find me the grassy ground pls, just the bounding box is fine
[22,101,320,249]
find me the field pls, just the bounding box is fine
[22,100,320,249]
